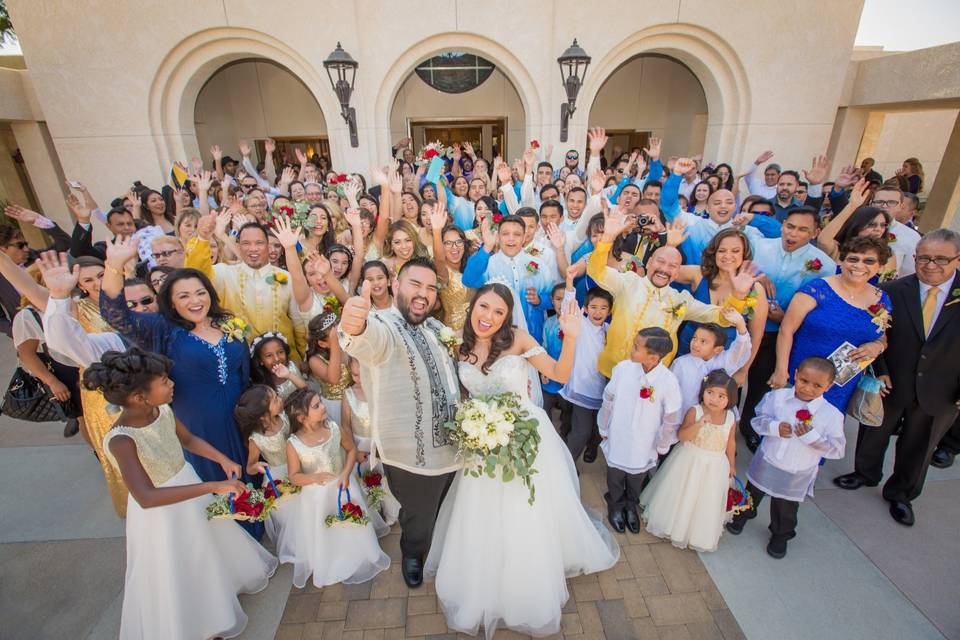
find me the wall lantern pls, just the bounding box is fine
[557,38,591,143]
[323,42,359,148]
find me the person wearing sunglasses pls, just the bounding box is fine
[834,228,960,526]
[122,278,160,313]
[0,222,72,338]
[553,149,583,180]
[150,236,185,268]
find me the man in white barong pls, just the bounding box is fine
[338,256,461,588]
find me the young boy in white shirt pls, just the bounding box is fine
[559,264,613,464]
[726,357,845,558]
[598,327,682,534]
[669,309,751,447]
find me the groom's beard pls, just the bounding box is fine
[397,293,433,325]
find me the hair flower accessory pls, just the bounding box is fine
[249,331,288,354]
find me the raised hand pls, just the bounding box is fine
[428,200,448,231]
[214,210,232,237]
[566,260,585,281]
[588,127,607,155]
[271,362,292,380]
[590,167,605,195]
[210,144,222,161]
[463,141,475,157]
[496,161,512,184]
[370,165,388,187]
[643,136,662,161]
[673,157,697,176]
[720,306,747,333]
[271,214,302,250]
[848,177,871,209]
[4,204,41,225]
[190,156,203,172]
[479,215,498,252]
[387,161,402,194]
[306,252,332,279]
[522,148,535,173]
[664,219,688,247]
[754,150,774,166]
[105,235,141,269]
[264,138,276,154]
[295,147,307,166]
[803,154,830,185]
[279,166,295,187]
[558,298,583,339]
[343,178,361,205]
[545,222,565,250]
[601,203,628,242]
[197,211,217,240]
[344,207,363,230]
[731,213,753,228]
[340,280,373,336]
[834,165,860,189]
[36,251,78,299]
[731,260,759,297]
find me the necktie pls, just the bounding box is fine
[922,286,940,334]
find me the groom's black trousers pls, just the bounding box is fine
[383,465,456,560]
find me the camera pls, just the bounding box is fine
[637,214,654,227]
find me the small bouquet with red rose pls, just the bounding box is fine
[206,484,275,522]
[417,141,451,166]
[639,386,655,401]
[529,139,540,150]
[726,476,753,516]
[272,199,313,232]
[262,478,302,505]
[325,486,370,528]
[867,302,891,334]
[360,470,386,511]
[325,173,352,199]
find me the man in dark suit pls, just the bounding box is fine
[833,228,960,526]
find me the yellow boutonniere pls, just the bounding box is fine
[218,317,251,343]
[267,271,289,286]
[665,301,686,320]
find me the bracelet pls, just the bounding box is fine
[105,263,124,277]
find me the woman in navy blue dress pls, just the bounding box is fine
[770,236,893,411]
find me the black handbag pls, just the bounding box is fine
[0,309,68,423]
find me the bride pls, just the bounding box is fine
[425,283,620,639]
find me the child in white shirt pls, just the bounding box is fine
[669,308,751,447]
[598,327,682,535]
[559,264,613,464]
[726,357,845,559]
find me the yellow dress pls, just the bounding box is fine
[439,269,472,331]
[78,298,129,517]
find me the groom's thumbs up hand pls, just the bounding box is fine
[341,280,372,336]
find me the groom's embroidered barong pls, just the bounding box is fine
[339,307,461,475]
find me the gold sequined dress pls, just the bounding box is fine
[315,355,352,425]
[439,269,472,331]
[101,404,278,639]
[639,406,735,553]
[275,422,390,589]
[77,297,129,517]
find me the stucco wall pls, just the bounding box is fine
[860,108,959,190]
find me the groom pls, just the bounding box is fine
[339,257,461,587]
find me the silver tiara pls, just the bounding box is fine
[250,331,288,355]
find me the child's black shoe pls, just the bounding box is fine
[766,536,788,559]
[624,508,640,534]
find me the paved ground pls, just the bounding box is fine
[1,331,956,639]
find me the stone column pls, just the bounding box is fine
[921,111,960,232]
[827,107,872,169]
[10,122,71,230]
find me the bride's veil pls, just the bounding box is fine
[487,277,545,408]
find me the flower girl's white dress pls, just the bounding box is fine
[277,421,391,588]
[102,404,278,640]
[425,348,620,639]
[344,387,401,525]
[249,413,294,543]
[638,405,734,552]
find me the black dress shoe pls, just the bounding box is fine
[624,508,640,534]
[401,556,423,588]
[607,509,626,533]
[745,434,761,453]
[63,417,79,438]
[888,501,915,527]
[725,517,745,535]
[931,448,955,469]
[766,536,788,559]
[833,472,877,490]
[582,447,598,464]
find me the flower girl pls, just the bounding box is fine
[279,388,390,588]
[639,370,739,552]
[83,347,277,640]
[340,355,401,525]
[235,384,294,542]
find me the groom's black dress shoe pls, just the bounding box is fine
[931,447,955,469]
[833,472,877,490]
[582,447,598,464]
[624,508,641,534]
[888,501,915,527]
[401,557,423,588]
[607,510,626,533]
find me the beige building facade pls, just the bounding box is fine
[1,0,959,235]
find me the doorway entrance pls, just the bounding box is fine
[409,118,507,160]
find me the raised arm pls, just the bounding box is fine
[337,281,394,366]
[586,205,628,298]
[272,215,310,311]
[0,248,49,311]
[818,178,870,260]
[99,236,171,351]
[523,298,581,384]
[185,213,216,279]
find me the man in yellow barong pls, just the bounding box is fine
[587,206,756,378]
[186,213,306,358]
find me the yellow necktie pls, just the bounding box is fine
[922,286,941,334]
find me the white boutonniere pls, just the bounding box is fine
[945,287,960,307]
[436,325,462,358]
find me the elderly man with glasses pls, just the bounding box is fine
[871,185,921,277]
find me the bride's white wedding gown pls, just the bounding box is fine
[424,347,620,639]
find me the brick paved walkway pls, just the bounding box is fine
[275,459,744,640]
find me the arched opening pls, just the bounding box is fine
[588,54,708,160]
[388,50,528,162]
[194,58,329,168]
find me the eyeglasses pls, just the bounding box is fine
[5,241,28,250]
[566,154,578,160]
[616,168,625,174]
[442,239,465,248]
[843,255,879,266]
[916,255,960,266]
[153,249,183,259]
[126,295,156,309]
[864,222,888,230]
[872,199,900,208]
[241,183,257,190]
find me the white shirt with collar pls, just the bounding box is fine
[890,220,921,276]
[747,388,845,500]
[559,290,608,410]
[669,331,752,422]
[919,279,950,334]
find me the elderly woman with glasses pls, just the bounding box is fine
[769,235,893,411]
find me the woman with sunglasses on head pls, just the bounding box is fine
[769,235,892,412]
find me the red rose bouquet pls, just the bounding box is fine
[262,479,302,504]
[325,486,370,528]
[360,471,385,511]
[726,476,753,516]
[206,484,275,522]
[529,139,540,150]
[416,141,451,166]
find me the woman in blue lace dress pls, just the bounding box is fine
[770,236,893,411]
[98,239,253,486]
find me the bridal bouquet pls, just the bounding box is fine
[206,484,275,522]
[445,392,541,505]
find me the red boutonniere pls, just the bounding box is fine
[804,258,823,273]
[795,409,812,424]
[639,386,654,401]
[887,232,896,244]
[867,302,891,333]
[530,139,540,149]
[492,212,503,224]
[526,260,540,275]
